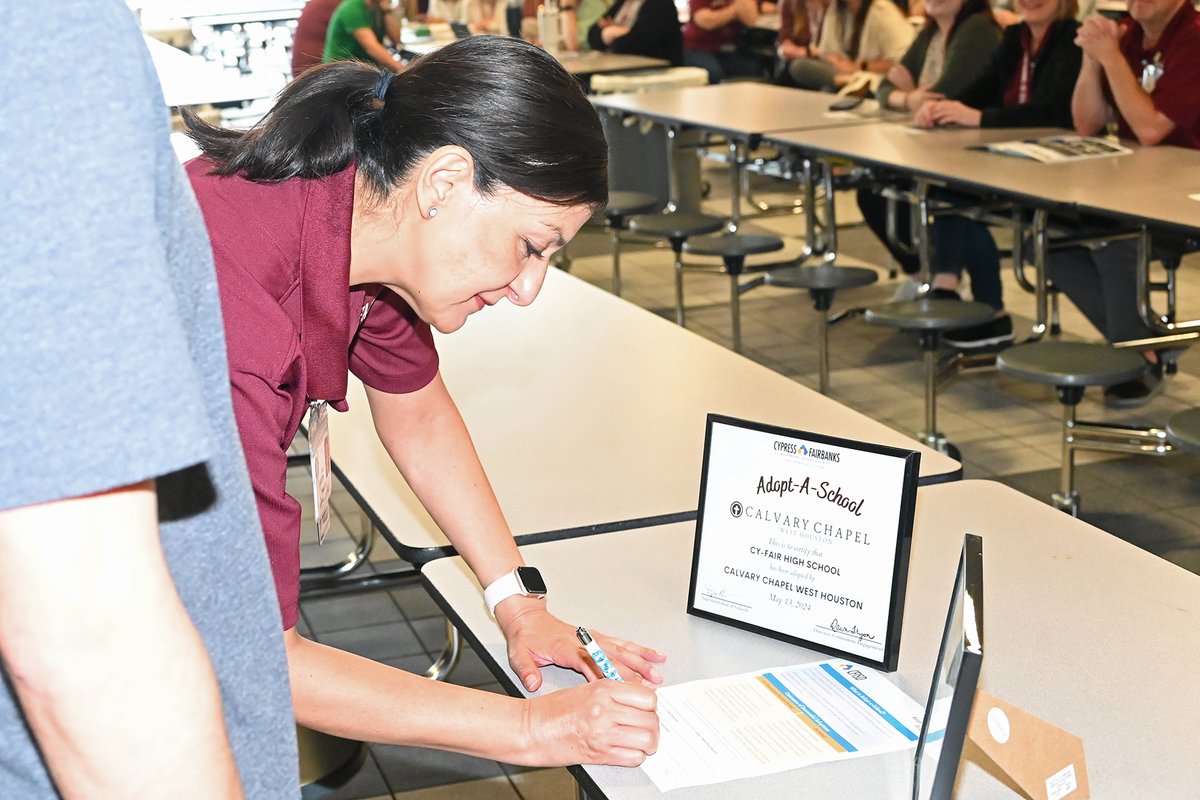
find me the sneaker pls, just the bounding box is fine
[890,277,922,302]
[1104,362,1164,409]
[923,288,961,301]
[944,315,1014,349]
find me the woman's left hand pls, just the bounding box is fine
[926,100,982,128]
[495,597,667,691]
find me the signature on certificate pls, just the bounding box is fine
[830,618,876,643]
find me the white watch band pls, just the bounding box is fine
[483,569,523,617]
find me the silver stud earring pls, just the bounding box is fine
[427,207,438,219]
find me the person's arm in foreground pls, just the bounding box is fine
[287,629,658,765]
[0,484,243,799]
[1074,15,1174,145]
[365,375,667,690]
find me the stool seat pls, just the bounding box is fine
[1166,408,1200,454]
[865,298,994,332]
[683,233,784,258]
[606,190,658,220]
[997,342,1146,388]
[765,264,878,292]
[628,211,724,240]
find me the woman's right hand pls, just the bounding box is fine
[522,679,659,767]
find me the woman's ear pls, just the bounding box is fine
[414,145,476,219]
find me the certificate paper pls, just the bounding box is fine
[689,416,918,669]
[641,660,924,792]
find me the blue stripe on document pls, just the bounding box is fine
[762,672,857,752]
[819,663,919,741]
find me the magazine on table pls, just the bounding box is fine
[968,134,1132,163]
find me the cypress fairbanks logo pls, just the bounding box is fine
[774,439,841,463]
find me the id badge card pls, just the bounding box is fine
[307,400,333,545]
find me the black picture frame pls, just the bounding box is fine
[913,532,985,800]
[687,413,920,672]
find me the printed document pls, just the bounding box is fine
[641,660,924,792]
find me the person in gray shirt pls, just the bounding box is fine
[0,1,298,796]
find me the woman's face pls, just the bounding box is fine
[392,186,593,334]
[1016,0,1058,28]
[924,0,965,24]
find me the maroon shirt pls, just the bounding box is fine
[187,159,439,629]
[684,0,745,53]
[1105,1,1200,149]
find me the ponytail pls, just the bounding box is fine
[185,37,607,209]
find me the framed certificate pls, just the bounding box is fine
[687,414,919,671]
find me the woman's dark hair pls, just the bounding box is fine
[184,36,607,208]
[922,0,995,45]
[839,0,873,61]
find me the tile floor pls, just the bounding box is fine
[295,160,1200,799]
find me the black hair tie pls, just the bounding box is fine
[371,69,395,108]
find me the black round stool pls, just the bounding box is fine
[765,264,878,394]
[997,341,1147,515]
[1167,408,1200,455]
[628,211,725,323]
[682,233,786,353]
[605,190,658,297]
[865,298,995,458]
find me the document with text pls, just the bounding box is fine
[641,660,925,792]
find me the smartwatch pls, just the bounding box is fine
[483,566,547,617]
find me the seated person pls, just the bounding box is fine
[293,0,344,77]
[910,0,1081,348]
[427,0,508,33]
[775,0,829,74]
[782,0,914,91]
[683,0,763,83]
[854,0,1000,294]
[324,0,404,70]
[589,0,684,64]
[577,0,616,48]
[1045,0,1200,406]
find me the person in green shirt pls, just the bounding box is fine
[324,0,405,70]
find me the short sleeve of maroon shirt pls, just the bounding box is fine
[1107,3,1200,149]
[683,0,745,52]
[187,158,438,629]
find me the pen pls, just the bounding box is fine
[576,626,623,682]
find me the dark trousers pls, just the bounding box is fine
[857,187,1005,310]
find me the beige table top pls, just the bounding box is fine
[554,51,669,76]
[422,479,1200,799]
[768,123,1200,235]
[328,269,960,562]
[591,83,896,139]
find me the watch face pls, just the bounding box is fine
[516,566,547,595]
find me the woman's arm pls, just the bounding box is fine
[928,14,1001,99]
[877,31,925,109]
[286,630,659,766]
[365,375,666,690]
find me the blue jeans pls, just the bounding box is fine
[933,215,1004,311]
[683,49,764,84]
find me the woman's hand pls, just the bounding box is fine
[898,87,943,112]
[778,40,809,60]
[919,99,981,128]
[522,680,659,766]
[601,23,631,44]
[495,597,667,691]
